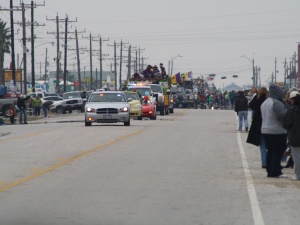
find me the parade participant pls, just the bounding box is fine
[282,91,300,180]
[159,63,167,79]
[142,65,153,79]
[152,65,160,78]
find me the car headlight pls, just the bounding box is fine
[134,105,142,109]
[86,107,95,112]
[170,99,174,103]
[119,107,129,112]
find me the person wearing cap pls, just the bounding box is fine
[142,65,153,79]
[159,63,167,79]
[261,83,287,178]
[282,90,300,180]
[17,94,31,124]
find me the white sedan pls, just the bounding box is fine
[84,91,131,126]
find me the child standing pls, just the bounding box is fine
[283,91,300,180]
[9,104,16,125]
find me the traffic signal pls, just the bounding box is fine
[221,76,226,79]
[233,75,238,78]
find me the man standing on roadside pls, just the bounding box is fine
[235,90,249,132]
[17,94,30,124]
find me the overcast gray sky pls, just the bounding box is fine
[1,0,300,88]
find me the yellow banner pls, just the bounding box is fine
[5,70,22,82]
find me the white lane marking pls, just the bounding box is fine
[237,131,265,225]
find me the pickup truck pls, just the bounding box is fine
[0,97,18,117]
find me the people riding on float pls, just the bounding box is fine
[142,65,154,79]
[159,63,167,79]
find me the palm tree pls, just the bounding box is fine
[0,19,11,85]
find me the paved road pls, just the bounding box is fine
[0,109,299,225]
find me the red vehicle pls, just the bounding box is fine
[141,97,156,120]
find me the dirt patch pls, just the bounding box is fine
[0,132,11,137]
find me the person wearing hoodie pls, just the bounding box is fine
[235,90,249,132]
[282,91,300,180]
[261,84,287,178]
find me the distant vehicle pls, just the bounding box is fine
[61,91,87,114]
[123,91,142,120]
[141,100,156,120]
[148,84,166,115]
[84,91,130,126]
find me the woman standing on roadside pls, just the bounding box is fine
[32,95,42,116]
[247,87,268,168]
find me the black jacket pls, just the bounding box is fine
[246,95,266,146]
[17,95,30,110]
[235,94,248,112]
[282,106,300,147]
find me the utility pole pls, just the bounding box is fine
[44,48,47,84]
[108,41,121,90]
[127,45,131,80]
[61,15,77,92]
[21,1,27,93]
[274,57,277,84]
[114,41,117,90]
[284,58,287,89]
[47,13,68,93]
[83,33,99,90]
[95,67,98,89]
[99,36,109,88]
[29,0,45,91]
[119,40,129,89]
[138,47,145,73]
[252,58,255,87]
[0,1,22,86]
[10,0,16,86]
[68,28,86,91]
[258,67,261,87]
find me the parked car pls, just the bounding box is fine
[42,96,63,114]
[123,91,142,120]
[84,91,130,126]
[62,91,87,114]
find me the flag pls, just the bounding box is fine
[176,72,181,83]
[171,74,177,84]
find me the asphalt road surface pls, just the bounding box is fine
[0,109,299,225]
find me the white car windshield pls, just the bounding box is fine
[128,87,151,96]
[123,92,140,100]
[63,92,80,99]
[89,93,125,102]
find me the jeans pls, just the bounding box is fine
[35,107,41,116]
[263,134,287,177]
[238,111,248,131]
[41,105,47,117]
[260,135,267,167]
[19,109,27,124]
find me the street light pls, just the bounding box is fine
[171,54,183,75]
[241,54,255,86]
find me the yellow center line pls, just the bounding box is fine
[0,129,144,192]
